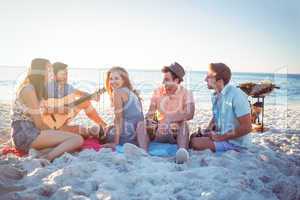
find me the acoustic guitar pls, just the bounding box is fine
[42,87,106,129]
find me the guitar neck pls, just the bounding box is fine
[69,88,106,107]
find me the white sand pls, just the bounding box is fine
[0,103,299,200]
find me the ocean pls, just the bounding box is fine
[0,66,299,108]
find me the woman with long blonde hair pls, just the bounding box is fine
[102,67,144,149]
[11,58,83,162]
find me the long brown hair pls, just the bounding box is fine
[18,58,50,100]
[105,66,141,101]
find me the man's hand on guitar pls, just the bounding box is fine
[92,93,101,102]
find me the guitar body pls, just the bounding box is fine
[43,113,74,129]
[42,93,77,129]
[46,93,76,108]
[42,87,105,130]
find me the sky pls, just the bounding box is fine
[0,0,299,73]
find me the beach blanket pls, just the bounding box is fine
[81,137,178,157]
[81,138,103,151]
[1,146,27,157]
[116,142,178,157]
[1,139,178,158]
[0,138,102,157]
[81,138,178,157]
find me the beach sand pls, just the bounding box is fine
[0,102,299,200]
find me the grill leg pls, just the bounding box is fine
[262,97,264,132]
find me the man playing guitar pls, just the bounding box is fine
[45,62,107,138]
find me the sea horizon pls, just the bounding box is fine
[0,65,299,107]
[0,65,299,76]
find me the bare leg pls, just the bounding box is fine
[60,124,89,138]
[38,148,53,157]
[57,101,106,139]
[30,130,84,161]
[136,121,150,152]
[176,122,190,150]
[77,101,107,127]
[190,137,216,152]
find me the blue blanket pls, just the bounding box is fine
[116,142,178,157]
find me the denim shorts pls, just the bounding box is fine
[106,123,138,145]
[153,130,177,144]
[11,120,40,152]
[213,141,242,153]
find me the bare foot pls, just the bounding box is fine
[37,156,51,167]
